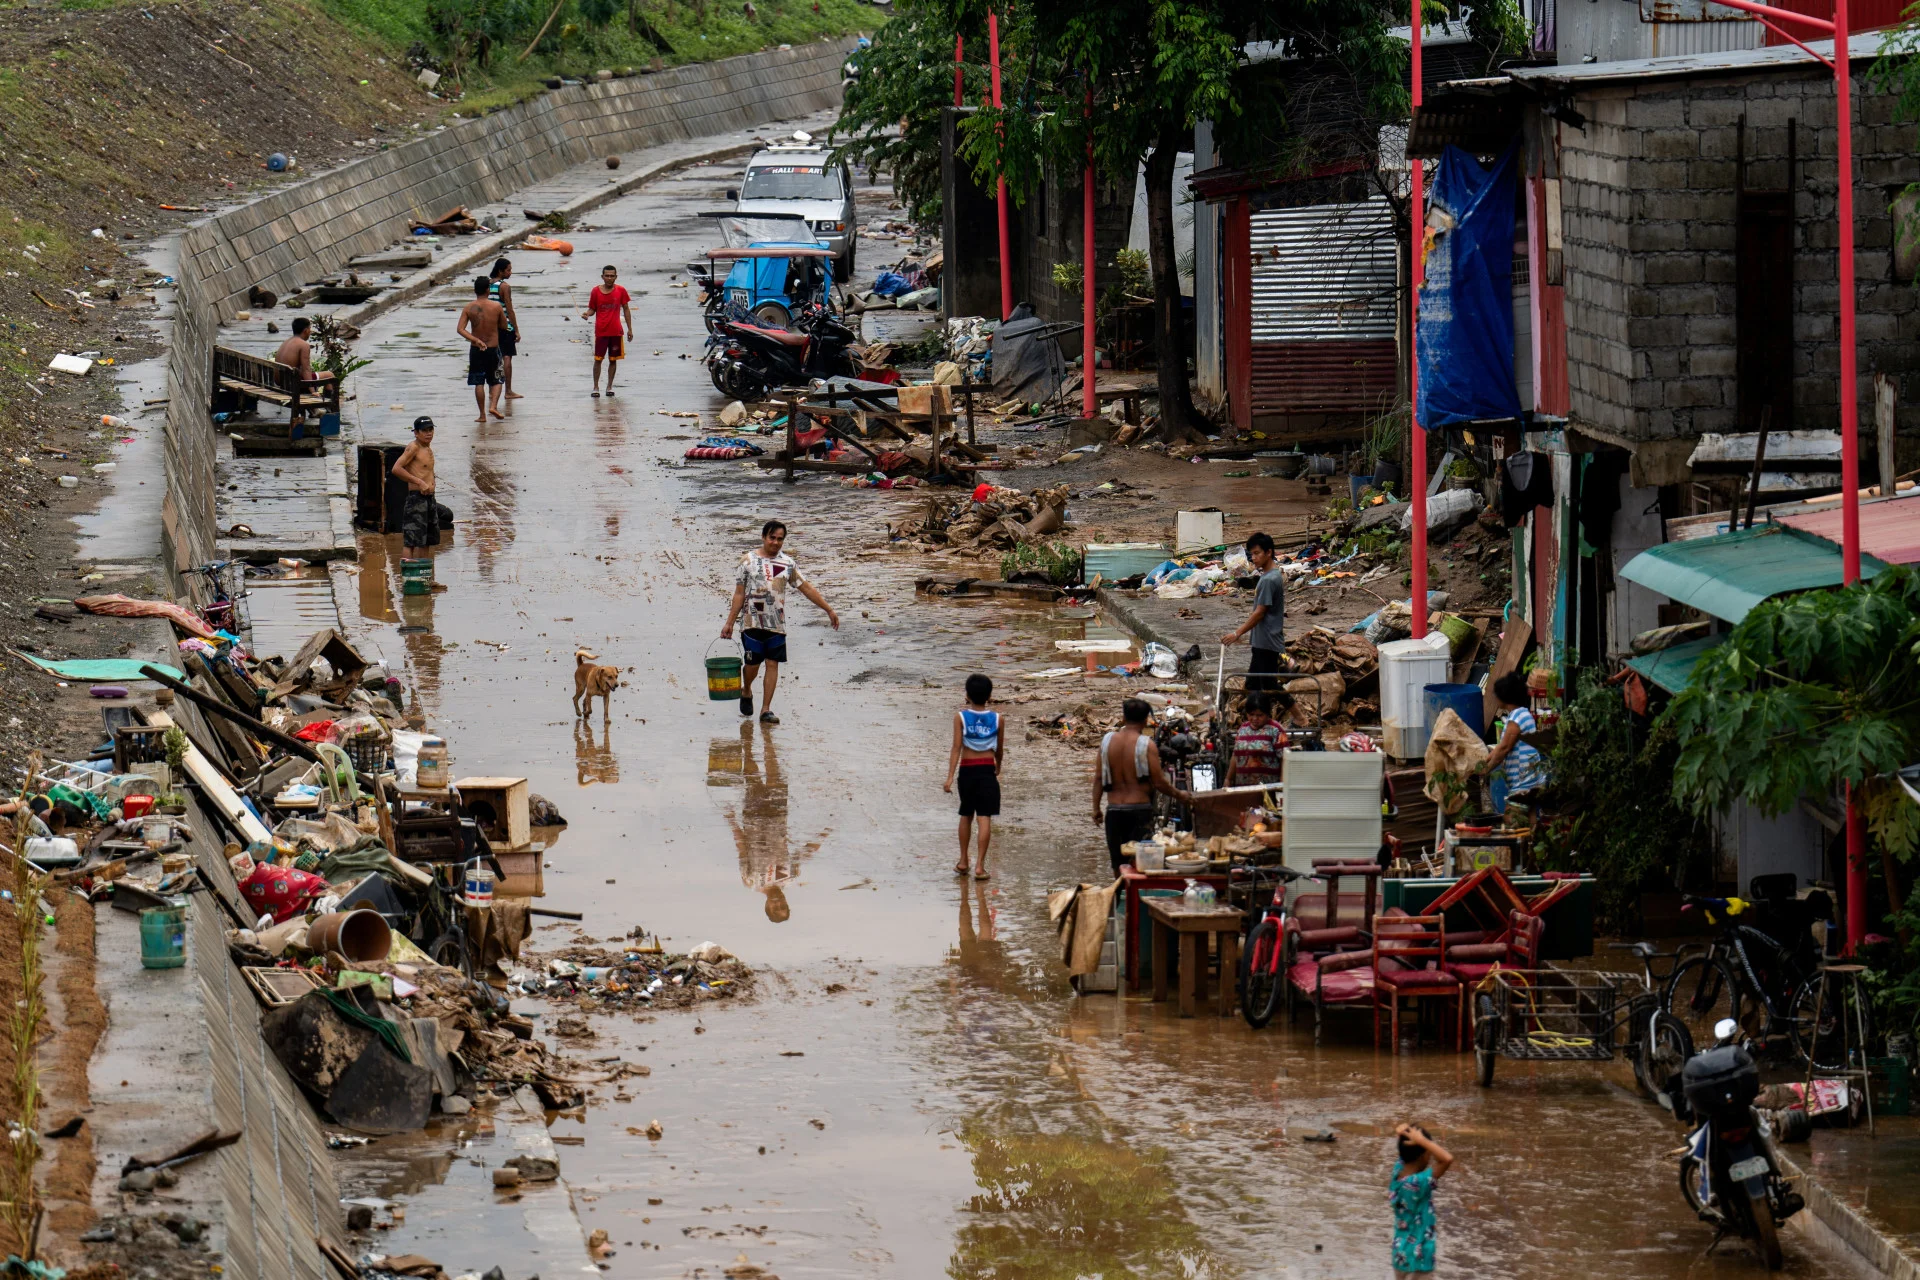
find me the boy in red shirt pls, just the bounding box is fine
[580,264,633,397]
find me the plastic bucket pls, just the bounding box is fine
[463,863,495,906]
[140,907,187,969]
[1423,682,1485,738]
[122,794,155,820]
[1435,612,1477,656]
[401,558,433,596]
[307,909,392,963]
[705,655,743,701]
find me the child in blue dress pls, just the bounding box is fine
[1390,1123,1454,1276]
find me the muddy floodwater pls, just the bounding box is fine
[278,161,1858,1278]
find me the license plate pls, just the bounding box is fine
[1728,1156,1770,1183]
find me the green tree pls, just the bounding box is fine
[1666,566,1920,919]
[831,3,989,221]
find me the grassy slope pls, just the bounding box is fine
[317,0,878,114]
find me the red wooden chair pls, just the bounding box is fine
[1372,914,1461,1051]
[1284,916,1375,1043]
[1444,908,1545,985]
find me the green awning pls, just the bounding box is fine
[1617,525,1887,624]
[1624,634,1725,695]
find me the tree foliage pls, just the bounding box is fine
[831,3,989,221]
[1666,566,1920,858]
[1535,673,1709,930]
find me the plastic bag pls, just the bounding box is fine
[1143,642,1180,679]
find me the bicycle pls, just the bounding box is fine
[1603,939,1700,1100]
[1661,887,1859,1070]
[183,559,252,635]
[1232,864,1308,1028]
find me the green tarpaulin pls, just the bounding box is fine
[9,652,186,682]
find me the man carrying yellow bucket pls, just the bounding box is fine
[720,519,840,725]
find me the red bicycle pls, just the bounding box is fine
[1233,864,1306,1028]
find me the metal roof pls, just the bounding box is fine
[1617,524,1888,623]
[1624,634,1726,695]
[1778,491,1920,565]
[1507,31,1884,86]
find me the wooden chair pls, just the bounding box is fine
[1444,908,1545,986]
[1284,915,1375,1043]
[1373,914,1461,1051]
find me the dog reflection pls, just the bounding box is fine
[574,718,619,786]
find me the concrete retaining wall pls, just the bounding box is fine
[162,39,853,574]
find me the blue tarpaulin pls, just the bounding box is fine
[1417,143,1522,428]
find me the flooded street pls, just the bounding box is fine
[290,159,1855,1277]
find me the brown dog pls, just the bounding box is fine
[572,649,623,718]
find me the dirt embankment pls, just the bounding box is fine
[0,0,437,782]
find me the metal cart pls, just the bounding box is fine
[1471,966,1685,1093]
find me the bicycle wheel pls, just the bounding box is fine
[1787,971,1872,1073]
[1639,1010,1694,1104]
[429,931,470,976]
[1240,918,1285,1029]
[1663,955,1749,1048]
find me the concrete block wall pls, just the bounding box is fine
[1556,62,1920,445]
[162,39,854,573]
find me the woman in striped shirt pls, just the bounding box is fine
[1480,673,1548,814]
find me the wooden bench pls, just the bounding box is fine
[212,345,340,421]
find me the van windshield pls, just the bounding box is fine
[741,164,843,201]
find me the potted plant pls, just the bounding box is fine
[1445,457,1482,492]
[1362,405,1408,490]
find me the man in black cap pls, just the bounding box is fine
[391,417,441,558]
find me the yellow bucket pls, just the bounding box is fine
[705,654,743,701]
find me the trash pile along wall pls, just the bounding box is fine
[161,39,856,575]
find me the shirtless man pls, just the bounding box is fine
[1090,698,1191,876]
[272,316,335,427]
[456,277,506,422]
[391,417,441,559]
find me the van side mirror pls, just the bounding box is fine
[726,188,739,202]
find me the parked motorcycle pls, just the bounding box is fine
[704,303,858,400]
[1657,1016,1804,1270]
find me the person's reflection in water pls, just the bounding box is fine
[574,717,619,786]
[396,589,443,723]
[722,721,795,921]
[955,878,1000,971]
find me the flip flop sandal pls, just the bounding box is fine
[973,871,991,880]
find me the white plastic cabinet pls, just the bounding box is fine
[1281,750,1384,875]
[1378,632,1452,759]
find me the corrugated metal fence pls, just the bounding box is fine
[1248,199,1399,418]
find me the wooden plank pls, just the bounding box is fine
[754,457,872,475]
[1486,616,1532,731]
[147,710,273,844]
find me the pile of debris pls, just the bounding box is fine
[513,937,755,1013]
[889,483,1070,551]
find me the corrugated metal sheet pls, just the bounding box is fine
[1250,200,1397,342]
[1624,634,1725,694]
[1647,18,1765,56]
[1250,339,1399,415]
[1762,0,1903,44]
[1778,491,1920,564]
[1510,30,1879,83]
[1617,524,1887,622]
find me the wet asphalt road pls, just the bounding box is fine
[296,159,1855,1279]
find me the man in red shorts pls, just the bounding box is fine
[581,264,633,397]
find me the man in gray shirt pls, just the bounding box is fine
[1221,531,1286,690]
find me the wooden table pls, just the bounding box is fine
[1119,866,1229,993]
[1144,898,1244,1018]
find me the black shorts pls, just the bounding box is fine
[467,345,502,386]
[742,628,788,666]
[402,491,441,549]
[1247,645,1285,692]
[956,763,1000,817]
[1104,803,1155,875]
[498,328,518,359]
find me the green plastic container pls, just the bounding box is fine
[139,906,186,969]
[705,655,743,701]
[401,558,433,597]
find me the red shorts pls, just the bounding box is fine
[595,335,625,358]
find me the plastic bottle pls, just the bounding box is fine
[1182,879,1200,908]
[102,415,129,429]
